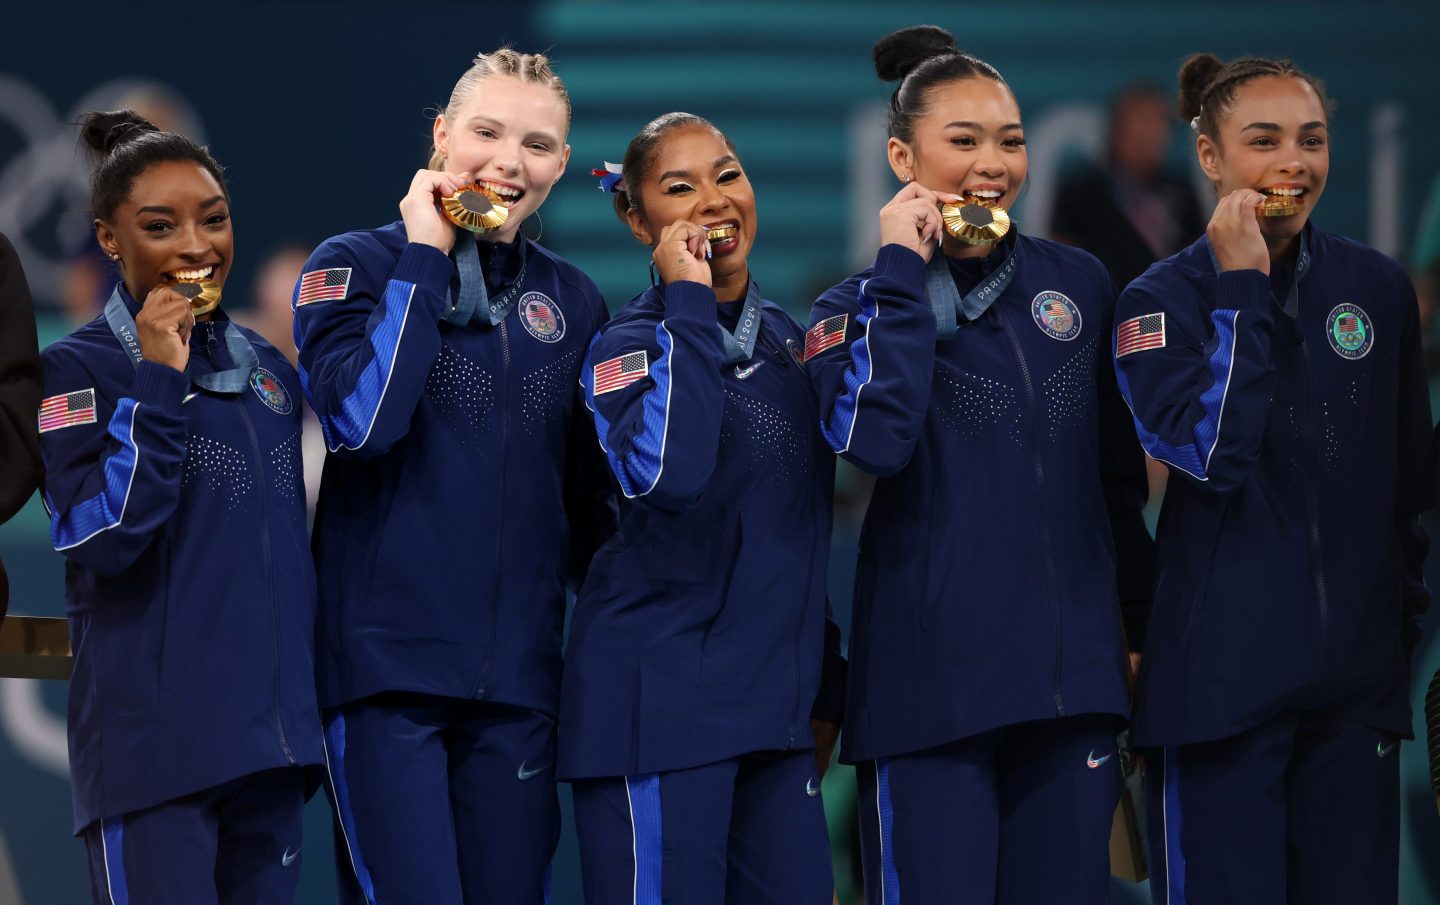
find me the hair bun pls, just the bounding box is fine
[79,109,159,156]
[1177,53,1224,121]
[874,25,958,82]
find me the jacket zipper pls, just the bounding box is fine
[211,324,295,763]
[475,319,511,699]
[997,310,1066,715]
[1295,329,1330,646]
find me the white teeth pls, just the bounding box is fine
[1265,187,1304,196]
[478,180,521,198]
[967,189,1003,198]
[170,266,214,281]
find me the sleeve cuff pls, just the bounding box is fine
[872,244,928,293]
[662,281,718,322]
[129,361,189,411]
[1214,270,1271,312]
[394,243,457,317]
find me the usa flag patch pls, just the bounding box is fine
[803,314,848,362]
[295,268,351,307]
[593,351,649,396]
[1116,312,1166,357]
[39,388,97,433]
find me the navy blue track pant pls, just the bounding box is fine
[83,766,306,905]
[856,715,1122,905]
[324,693,559,905]
[1145,710,1400,905]
[571,750,832,905]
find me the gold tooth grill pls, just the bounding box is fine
[166,278,223,316]
[1258,194,1303,218]
[706,226,737,241]
[442,184,510,232]
[941,201,1011,245]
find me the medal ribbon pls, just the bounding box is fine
[925,235,1021,340]
[444,232,528,327]
[105,287,257,394]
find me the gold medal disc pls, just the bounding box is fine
[941,201,1012,245]
[441,183,510,233]
[167,279,223,316]
[1258,194,1303,218]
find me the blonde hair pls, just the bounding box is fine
[429,47,572,170]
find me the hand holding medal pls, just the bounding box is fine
[878,182,957,262]
[162,270,223,317]
[399,169,475,255]
[1207,188,1271,274]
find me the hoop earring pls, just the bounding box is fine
[525,210,544,243]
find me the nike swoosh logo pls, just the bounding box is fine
[1087,750,1114,769]
[281,847,300,867]
[1377,740,1398,758]
[805,777,820,797]
[182,390,201,404]
[517,761,550,781]
[734,361,763,380]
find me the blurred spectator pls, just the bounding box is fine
[1051,82,1206,290]
[0,232,43,618]
[233,244,326,509]
[235,244,310,367]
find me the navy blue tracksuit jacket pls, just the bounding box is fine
[558,281,844,780]
[1115,227,1433,747]
[806,242,1154,764]
[294,224,615,715]
[40,287,323,832]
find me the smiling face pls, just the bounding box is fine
[94,159,233,305]
[627,124,757,296]
[432,74,571,243]
[1198,75,1329,246]
[890,76,1028,214]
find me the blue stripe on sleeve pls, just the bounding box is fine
[625,774,663,905]
[316,279,417,452]
[1116,309,1240,482]
[51,399,141,552]
[583,324,676,500]
[820,280,878,455]
[322,713,378,905]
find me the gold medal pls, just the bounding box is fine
[441,183,509,233]
[1257,194,1303,218]
[165,278,223,316]
[941,200,1012,245]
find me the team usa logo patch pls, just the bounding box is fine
[1031,291,1082,341]
[249,368,293,415]
[295,267,350,307]
[519,292,565,343]
[1116,312,1167,357]
[803,314,848,362]
[1325,304,1373,360]
[38,388,97,433]
[593,350,648,395]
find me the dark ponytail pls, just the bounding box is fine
[873,25,1008,143]
[1177,54,1332,139]
[79,109,229,221]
